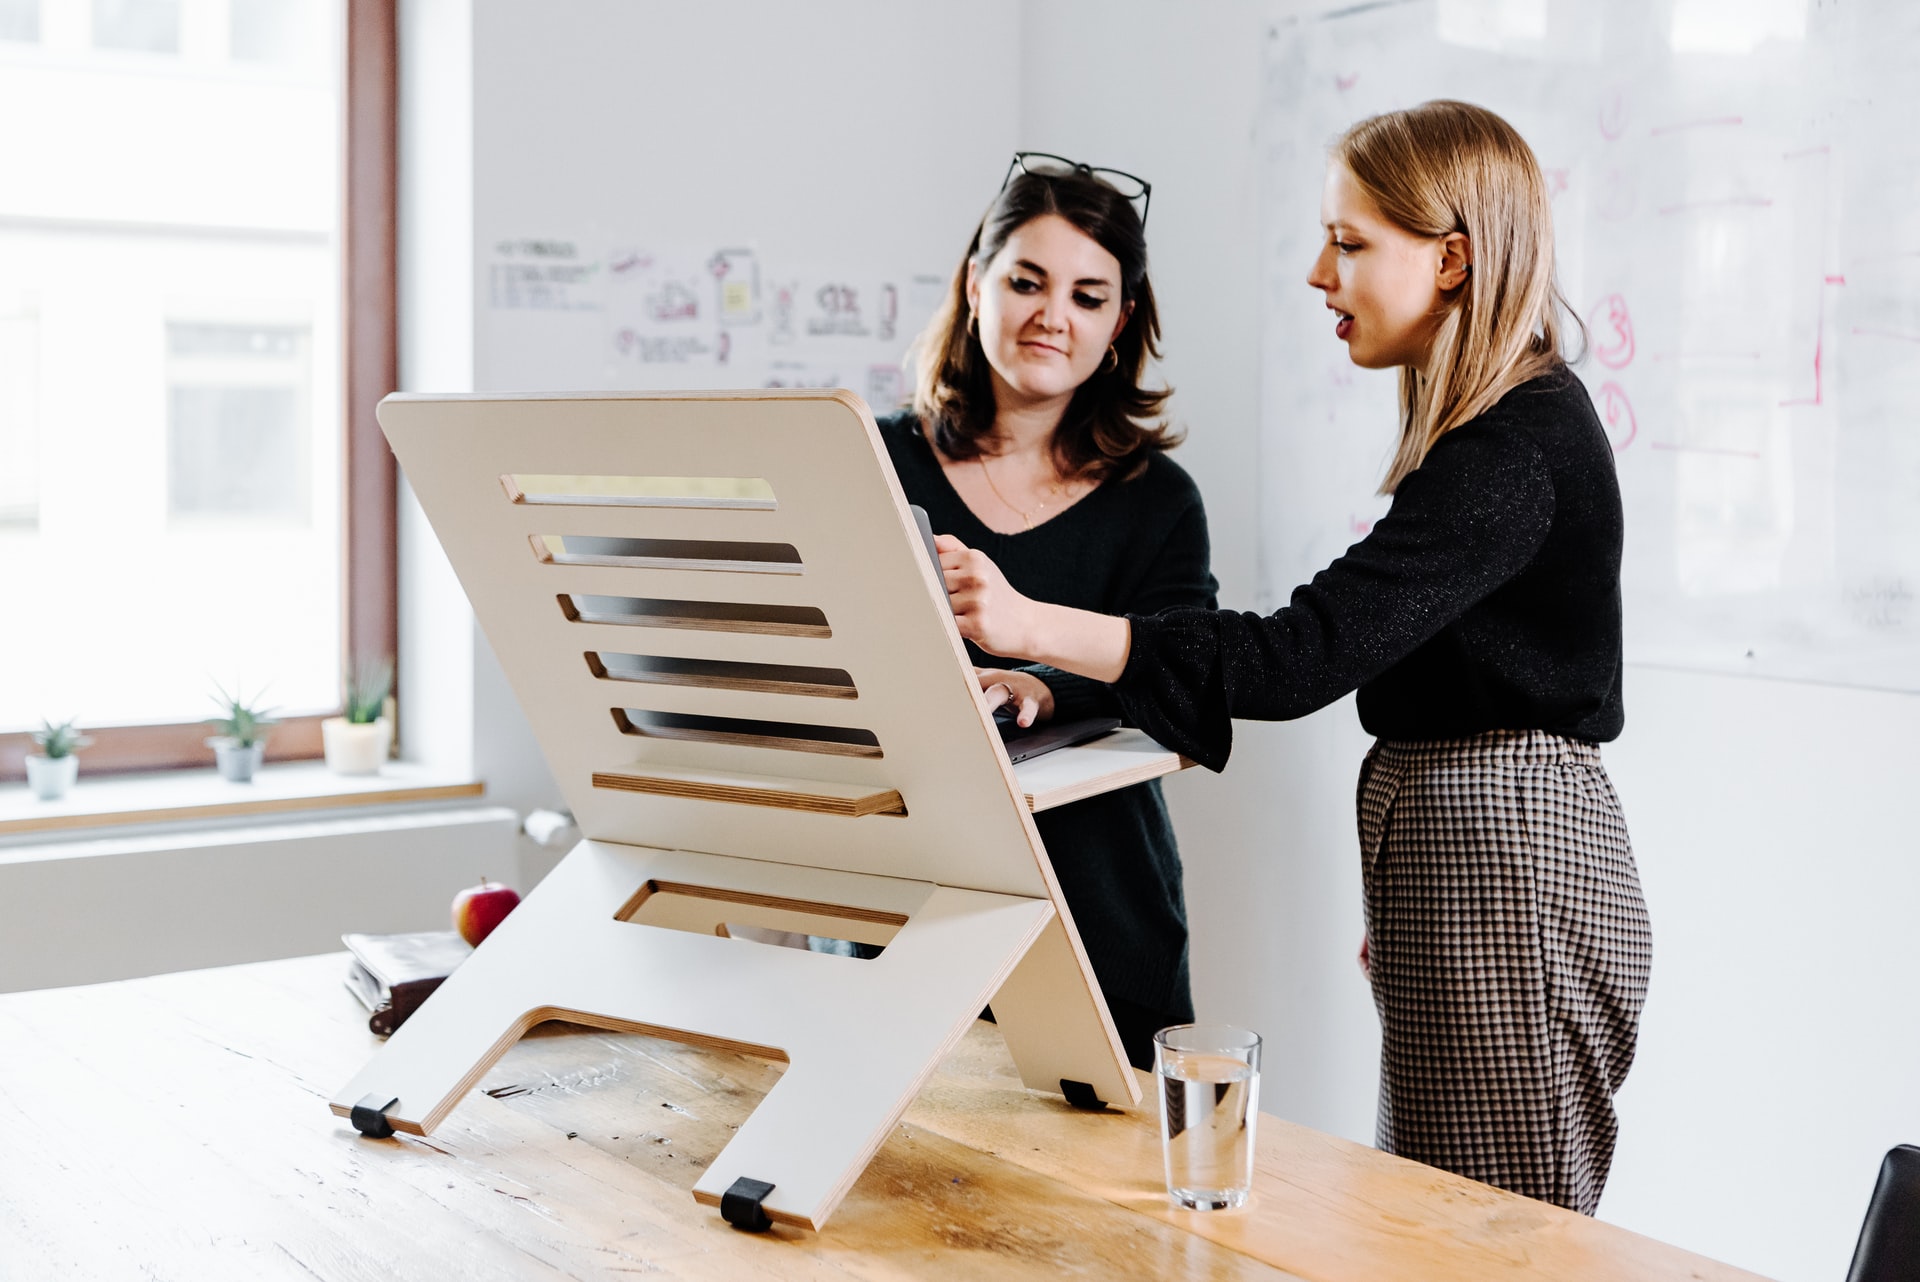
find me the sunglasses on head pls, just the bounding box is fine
[1001,151,1152,228]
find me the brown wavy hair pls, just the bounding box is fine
[909,166,1180,482]
[1335,100,1585,494]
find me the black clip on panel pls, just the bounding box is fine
[720,1176,777,1232]
[1059,1078,1109,1112]
[350,1094,399,1138]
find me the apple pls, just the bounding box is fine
[451,877,521,946]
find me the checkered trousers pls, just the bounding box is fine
[1358,729,1652,1215]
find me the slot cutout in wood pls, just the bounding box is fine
[560,594,831,638]
[588,651,856,699]
[532,534,803,574]
[616,879,902,952]
[503,473,777,510]
[612,708,882,758]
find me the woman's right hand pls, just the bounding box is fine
[938,534,1042,659]
[937,533,1135,682]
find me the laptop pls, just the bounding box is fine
[994,706,1123,763]
[911,505,1122,765]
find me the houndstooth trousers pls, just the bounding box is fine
[1359,729,1652,1215]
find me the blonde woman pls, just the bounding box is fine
[934,102,1652,1214]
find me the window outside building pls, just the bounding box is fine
[0,0,345,735]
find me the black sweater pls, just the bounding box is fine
[1117,367,1624,771]
[878,411,1217,1017]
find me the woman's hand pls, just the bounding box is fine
[937,534,1042,659]
[935,533,1134,682]
[977,668,1053,728]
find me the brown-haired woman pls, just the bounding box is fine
[879,153,1216,1069]
[936,104,1652,1214]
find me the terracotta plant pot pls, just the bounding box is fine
[25,753,79,801]
[321,716,391,776]
[208,737,267,783]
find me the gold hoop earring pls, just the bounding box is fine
[1102,344,1119,374]
[967,312,978,338]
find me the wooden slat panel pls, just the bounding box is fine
[593,766,905,816]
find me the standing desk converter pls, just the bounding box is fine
[330,389,1190,1231]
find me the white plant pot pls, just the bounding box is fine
[208,736,266,783]
[25,753,79,801]
[321,717,391,776]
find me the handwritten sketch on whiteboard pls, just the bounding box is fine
[483,236,941,413]
[1259,0,1920,691]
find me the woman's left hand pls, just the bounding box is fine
[937,534,1041,659]
[977,668,1053,727]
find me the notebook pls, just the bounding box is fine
[342,930,473,1036]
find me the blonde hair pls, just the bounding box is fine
[1334,100,1582,493]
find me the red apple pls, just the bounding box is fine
[451,877,520,946]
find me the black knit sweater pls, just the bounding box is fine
[878,410,1217,1020]
[1117,367,1625,771]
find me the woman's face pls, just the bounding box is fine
[1306,162,1464,370]
[966,213,1132,410]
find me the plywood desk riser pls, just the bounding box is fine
[333,389,1183,1230]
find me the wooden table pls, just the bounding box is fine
[0,953,1771,1281]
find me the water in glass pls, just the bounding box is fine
[1158,1049,1257,1210]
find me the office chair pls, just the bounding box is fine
[1847,1144,1920,1282]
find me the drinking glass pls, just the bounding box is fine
[1154,1023,1261,1210]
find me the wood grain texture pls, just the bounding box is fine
[0,954,1772,1282]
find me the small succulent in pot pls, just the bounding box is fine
[344,658,392,725]
[26,718,92,801]
[206,682,277,783]
[323,656,394,775]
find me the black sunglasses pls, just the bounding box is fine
[1001,151,1152,228]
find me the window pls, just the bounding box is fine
[0,300,38,530]
[0,0,39,43]
[230,0,328,67]
[166,320,315,525]
[91,0,180,53]
[0,0,395,777]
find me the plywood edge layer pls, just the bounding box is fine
[1023,755,1194,813]
[591,766,905,817]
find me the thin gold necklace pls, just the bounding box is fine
[978,454,1061,531]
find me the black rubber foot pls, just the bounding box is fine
[1059,1078,1109,1111]
[349,1094,398,1138]
[720,1176,776,1232]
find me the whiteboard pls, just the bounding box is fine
[1258,0,1920,692]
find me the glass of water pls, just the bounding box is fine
[1154,1023,1261,1210]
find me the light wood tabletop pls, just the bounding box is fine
[0,952,1773,1281]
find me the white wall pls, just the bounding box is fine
[402,4,1919,1279]
[0,806,520,993]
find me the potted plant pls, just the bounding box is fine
[322,657,393,775]
[206,682,276,783]
[26,718,92,801]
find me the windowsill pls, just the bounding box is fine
[0,761,485,839]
